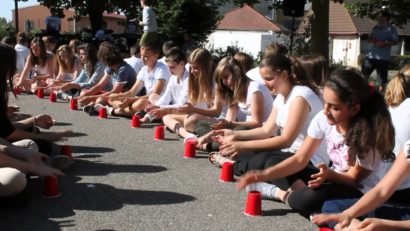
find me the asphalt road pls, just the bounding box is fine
[0,94,317,231]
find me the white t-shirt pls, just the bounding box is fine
[155,69,189,107]
[389,98,410,155]
[237,81,273,122]
[124,56,143,76]
[136,61,171,95]
[308,111,383,193]
[274,85,323,154]
[246,67,264,84]
[15,44,30,73]
[398,140,410,189]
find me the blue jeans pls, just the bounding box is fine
[361,58,390,85]
[322,198,410,228]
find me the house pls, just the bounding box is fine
[206,4,287,59]
[298,1,410,67]
[12,4,126,34]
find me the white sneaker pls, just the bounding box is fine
[246,182,279,200]
[94,103,106,112]
[106,106,114,115]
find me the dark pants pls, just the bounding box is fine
[361,58,390,85]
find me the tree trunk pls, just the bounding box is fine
[87,0,105,34]
[311,0,329,65]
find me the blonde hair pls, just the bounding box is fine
[385,64,410,107]
[188,48,214,105]
[214,56,248,105]
[57,45,77,73]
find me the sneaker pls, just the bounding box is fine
[106,106,114,116]
[246,182,280,200]
[93,103,104,112]
[83,104,97,116]
[56,91,69,102]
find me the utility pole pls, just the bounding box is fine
[14,0,19,32]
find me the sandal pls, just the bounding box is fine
[208,151,233,168]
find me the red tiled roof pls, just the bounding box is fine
[217,4,283,32]
[298,1,410,36]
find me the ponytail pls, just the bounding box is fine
[260,54,319,95]
[326,69,395,163]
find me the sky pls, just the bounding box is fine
[1,0,40,21]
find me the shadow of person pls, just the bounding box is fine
[66,159,167,176]
[71,145,115,154]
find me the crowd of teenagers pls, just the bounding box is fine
[2,29,410,230]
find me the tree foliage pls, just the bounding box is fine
[155,0,221,46]
[345,0,410,26]
[0,17,15,39]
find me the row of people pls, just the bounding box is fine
[4,34,410,231]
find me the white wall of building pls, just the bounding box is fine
[331,36,361,67]
[206,30,281,59]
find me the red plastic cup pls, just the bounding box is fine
[14,87,22,95]
[36,88,44,98]
[154,125,165,140]
[184,139,197,158]
[60,145,73,158]
[98,107,107,119]
[70,98,78,110]
[318,228,334,231]
[219,162,234,182]
[244,191,262,216]
[43,175,61,198]
[131,114,141,128]
[49,92,56,102]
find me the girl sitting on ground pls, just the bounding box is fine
[57,43,106,100]
[195,56,273,151]
[47,44,82,88]
[209,53,325,173]
[237,69,395,219]
[15,37,55,92]
[161,48,224,141]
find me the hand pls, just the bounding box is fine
[145,104,159,113]
[38,129,73,141]
[31,162,64,177]
[34,114,54,129]
[356,218,394,231]
[7,105,20,117]
[219,140,244,158]
[176,103,194,114]
[211,119,230,130]
[308,163,330,188]
[149,108,167,118]
[118,97,135,108]
[60,82,76,92]
[311,213,347,226]
[236,170,267,190]
[24,152,49,165]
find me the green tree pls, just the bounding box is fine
[0,17,15,39]
[155,0,221,46]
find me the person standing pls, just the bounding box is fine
[44,10,61,35]
[139,0,158,46]
[362,11,399,90]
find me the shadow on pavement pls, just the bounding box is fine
[71,145,115,153]
[53,122,73,126]
[0,175,196,230]
[67,159,167,176]
[262,208,297,216]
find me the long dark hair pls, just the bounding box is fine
[78,43,98,78]
[0,44,17,113]
[325,69,395,163]
[29,37,48,66]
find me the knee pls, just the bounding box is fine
[95,97,105,105]
[184,114,200,132]
[0,168,27,197]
